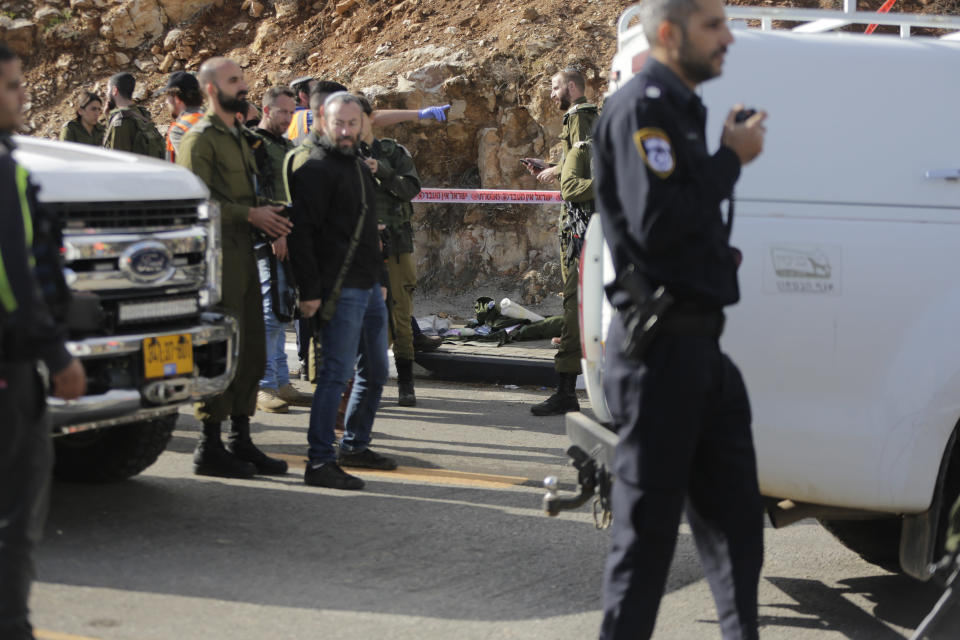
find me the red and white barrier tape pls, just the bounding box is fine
[412,188,563,204]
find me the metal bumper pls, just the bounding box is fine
[49,312,238,434]
[564,411,618,471]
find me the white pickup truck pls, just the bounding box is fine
[549,6,960,581]
[13,136,238,481]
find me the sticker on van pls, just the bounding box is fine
[763,245,841,295]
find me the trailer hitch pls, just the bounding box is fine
[543,445,613,528]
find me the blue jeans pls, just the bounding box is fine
[308,285,389,463]
[257,251,290,390]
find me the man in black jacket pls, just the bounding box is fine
[287,92,398,491]
[0,42,86,640]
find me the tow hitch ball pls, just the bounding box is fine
[543,445,612,528]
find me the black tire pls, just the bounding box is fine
[819,517,903,573]
[53,414,177,483]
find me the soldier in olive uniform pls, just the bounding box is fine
[524,67,600,416]
[246,86,313,413]
[177,57,293,478]
[354,94,423,406]
[59,90,105,146]
[102,72,165,159]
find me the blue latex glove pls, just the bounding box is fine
[418,104,451,122]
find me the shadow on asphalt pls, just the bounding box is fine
[40,472,617,621]
[758,574,941,638]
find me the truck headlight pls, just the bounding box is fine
[197,200,222,308]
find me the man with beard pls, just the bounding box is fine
[523,67,599,417]
[177,57,293,478]
[156,70,204,162]
[287,92,397,491]
[592,0,767,638]
[102,72,165,159]
[0,42,87,640]
[247,86,313,413]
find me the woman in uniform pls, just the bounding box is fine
[59,90,105,146]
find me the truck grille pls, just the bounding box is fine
[50,200,203,232]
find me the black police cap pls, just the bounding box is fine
[154,71,200,97]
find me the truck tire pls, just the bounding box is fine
[819,517,902,572]
[53,414,177,482]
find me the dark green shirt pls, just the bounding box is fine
[365,137,421,256]
[558,97,599,226]
[103,105,155,154]
[251,127,293,204]
[560,140,593,205]
[176,113,259,232]
[60,118,106,146]
[560,96,599,159]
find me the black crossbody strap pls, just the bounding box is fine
[316,159,368,328]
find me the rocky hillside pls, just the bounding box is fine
[3,0,955,301]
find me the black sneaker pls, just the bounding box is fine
[338,447,398,471]
[303,462,365,490]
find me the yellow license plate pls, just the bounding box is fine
[143,334,194,379]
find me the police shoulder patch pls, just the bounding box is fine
[632,127,675,179]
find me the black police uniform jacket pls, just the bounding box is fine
[0,134,72,372]
[287,135,385,301]
[594,58,742,312]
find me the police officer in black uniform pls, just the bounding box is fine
[592,0,767,638]
[0,42,87,640]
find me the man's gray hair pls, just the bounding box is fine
[323,91,364,113]
[640,0,701,44]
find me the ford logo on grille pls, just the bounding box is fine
[119,241,176,285]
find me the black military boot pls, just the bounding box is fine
[226,415,288,475]
[396,357,416,407]
[194,421,257,478]
[530,372,580,416]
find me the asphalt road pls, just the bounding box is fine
[30,377,946,640]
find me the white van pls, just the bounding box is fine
[550,6,960,580]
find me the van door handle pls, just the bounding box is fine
[925,169,960,181]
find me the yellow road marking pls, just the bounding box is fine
[273,453,528,488]
[37,631,102,640]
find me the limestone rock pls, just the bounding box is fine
[100,0,163,50]
[163,28,183,51]
[134,58,156,73]
[274,0,298,19]
[157,0,216,24]
[335,0,357,15]
[251,20,280,54]
[70,0,107,9]
[159,52,175,72]
[523,37,557,56]
[520,264,562,305]
[4,20,37,57]
[249,1,266,18]
[34,7,62,27]
[403,61,457,93]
